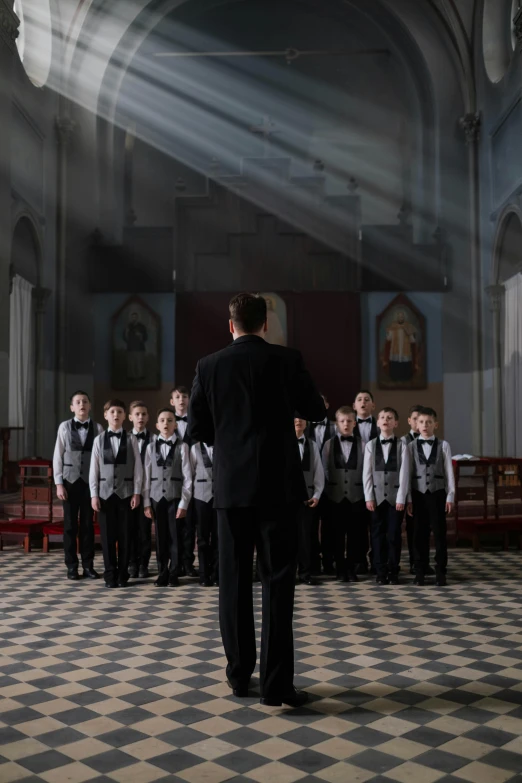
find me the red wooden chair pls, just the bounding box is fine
[43,517,101,553]
[0,459,53,553]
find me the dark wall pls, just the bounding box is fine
[175,291,360,413]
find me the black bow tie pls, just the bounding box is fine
[175,415,187,422]
[298,437,305,445]
[420,439,434,446]
[159,437,172,444]
[135,432,146,440]
[358,418,372,425]
[341,436,354,442]
[381,438,394,445]
[75,421,89,430]
[413,432,420,438]
[109,431,121,439]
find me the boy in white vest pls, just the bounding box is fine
[128,401,154,579]
[322,407,365,583]
[364,407,410,585]
[190,441,218,586]
[170,384,198,577]
[407,406,455,586]
[295,417,324,586]
[89,400,143,588]
[143,408,193,587]
[353,389,379,574]
[53,390,104,581]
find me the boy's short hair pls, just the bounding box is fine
[103,399,126,413]
[418,406,437,419]
[170,385,190,397]
[229,292,267,334]
[157,406,176,419]
[70,390,90,403]
[379,406,399,420]
[336,406,356,420]
[354,389,374,402]
[408,404,423,416]
[129,400,148,412]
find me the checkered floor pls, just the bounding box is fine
[2,552,522,783]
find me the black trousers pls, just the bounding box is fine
[371,501,403,578]
[319,496,335,570]
[297,503,318,579]
[98,494,131,583]
[217,506,298,698]
[183,500,197,568]
[154,497,180,576]
[406,510,430,570]
[194,498,218,580]
[412,489,447,576]
[62,479,95,570]
[129,502,152,570]
[358,508,373,570]
[332,498,366,578]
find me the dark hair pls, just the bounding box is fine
[379,406,399,420]
[157,407,176,419]
[408,404,423,416]
[70,390,90,403]
[129,400,148,412]
[419,406,437,419]
[103,398,126,413]
[354,389,374,402]
[336,406,356,420]
[170,386,190,397]
[229,292,267,334]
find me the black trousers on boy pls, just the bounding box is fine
[332,498,366,579]
[371,501,403,579]
[297,503,317,580]
[194,498,218,581]
[217,506,298,699]
[154,497,180,577]
[183,500,197,570]
[98,493,131,584]
[319,496,335,572]
[63,478,95,571]
[412,489,447,577]
[129,504,152,572]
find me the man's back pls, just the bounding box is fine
[188,334,325,508]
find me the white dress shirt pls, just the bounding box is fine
[132,428,148,453]
[143,434,193,510]
[174,415,188,440]
[410,438,455,504]
[297,437,325,500]
[53,419,104,485]
[89,430,143,498]
[363,436,410,505]
[356,418,373,446]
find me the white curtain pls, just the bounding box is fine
[503,272,522,457]
[8,275,34,460]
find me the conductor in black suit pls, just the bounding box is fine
[188,293,326,707]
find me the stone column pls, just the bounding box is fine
[55,113,75,427]
[485,284,505,456]
[459,111,483,454]
[0,3,20,434]
[32,286,51,455]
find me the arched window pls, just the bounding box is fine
[483,0,514,83]
[13,0,53,87]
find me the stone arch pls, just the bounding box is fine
[11,212,42,287]
[493,206,522,284]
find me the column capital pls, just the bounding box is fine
[0,0,20,52]
[55,115,76,147]
[459,112,481,145]
[485,283,505,312]
[514,7,522,50]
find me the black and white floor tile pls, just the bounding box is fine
[2,550,522,783]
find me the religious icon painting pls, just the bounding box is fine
[377,293,427,390]
[111,296,161,390]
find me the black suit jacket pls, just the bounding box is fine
[188,335,326,509]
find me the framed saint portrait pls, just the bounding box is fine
[377,294,426,390]
[112,296,161,390]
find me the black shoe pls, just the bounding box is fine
[155,572,169,587]
[413,577,425,586]
[200,578,213,587]
[213,577,219,586]
[105,580,118,588]
[376,576,389,585]
[67,569,80,581]
[128,568,139,579]
[118,580,128,588]
[302,577,320,586]
[227,678,249,697]
[178,565,186,577]
[425,565,435,576]
[435,574,447,586]
[82,567,100,580]
[138,566,149,579]
[347,571,359,582]
[389,576,400,585]
[369,565,377,576]
[260,688,309,708]
[185,565,199,578]
[168,575,180,587]
[340,574,350,583]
